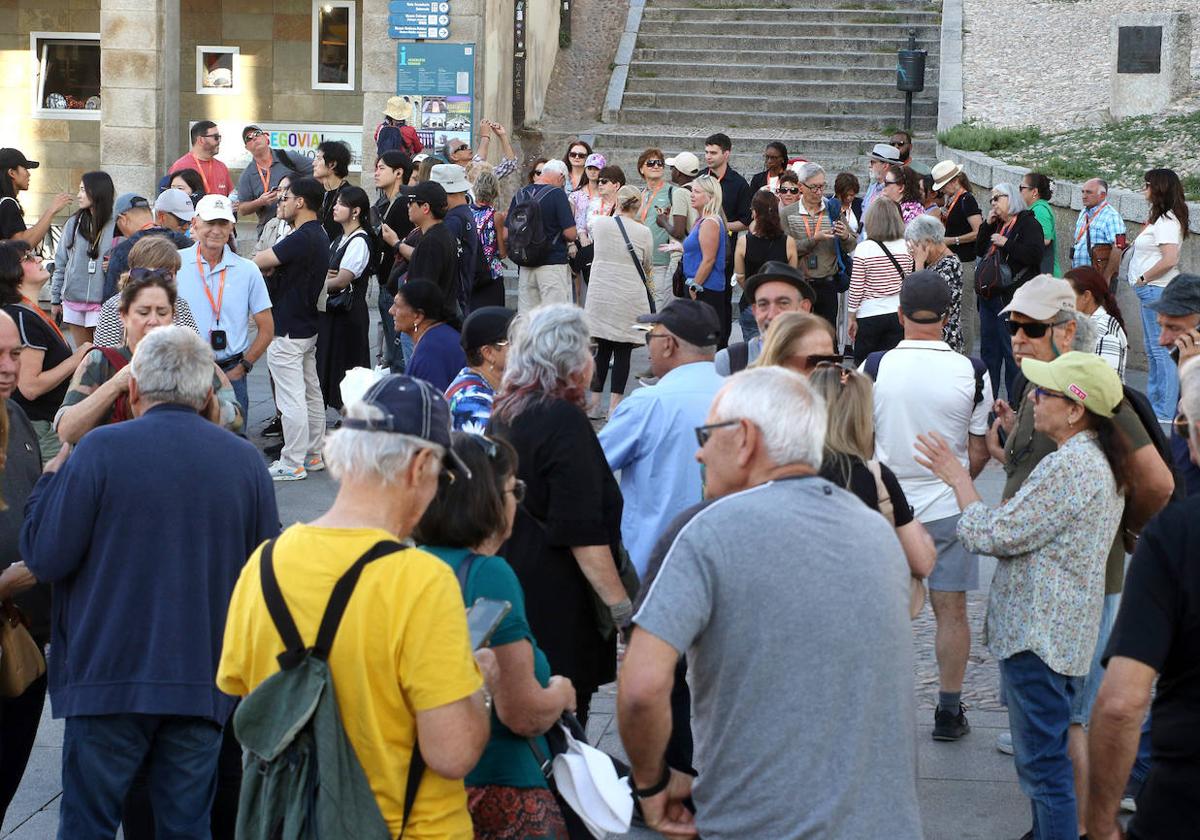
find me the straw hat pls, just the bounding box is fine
[931,160,965,192]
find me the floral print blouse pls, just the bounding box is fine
[470,204,504,280]
[957,431,1124,676]
[930,252,965,352]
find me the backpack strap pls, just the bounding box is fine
[454,552,477,596]
[259,540,307,669]
[729,341,750,373]
[968,356,988,406]
[312,540,405,659]
[863,350,887,380]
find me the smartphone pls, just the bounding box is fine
[467,597,511,649]
[1171,345,1181,364]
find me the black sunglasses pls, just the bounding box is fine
[695,420,740,447]
[533,169,544,176]
[778,187,800,195]
[598,178,618,185]
[1005,319,1069,338]
[807,356,850,371]
[643,159,665,167]
[569,151,588,158]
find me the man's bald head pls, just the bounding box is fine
[0,310,22,400]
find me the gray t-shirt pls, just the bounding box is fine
[235,151,315,234]
[634,476,922,840]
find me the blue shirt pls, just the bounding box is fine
[407,323,466,392]
[176,244,273,360]
[682,217,727,292]
[1071,204,1126,267]
[598,361,724,575]
[103,227,193,299]
[446,367,494,433]
[21,404,280,722]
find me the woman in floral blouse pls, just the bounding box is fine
[915,351,1126,840]
[905,214,964,351]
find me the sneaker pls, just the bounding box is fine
[1121,778,1140,813]
[268,461,306,481]
[996,730,1014,755]
[261,416,282,438]
[932,704,970,741]
[305,454,325,472]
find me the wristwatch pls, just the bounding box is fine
[240,358,254,374]
[630,764,671,799]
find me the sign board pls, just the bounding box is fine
[394,43,475,152]
[1117,26,1162,74]
[389,0,450,40]
[195,121,363,173]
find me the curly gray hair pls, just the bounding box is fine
[492,304,592,422]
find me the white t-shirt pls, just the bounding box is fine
[1128,211,1183,288]
[866,340,992,522]
[334,232,371,279]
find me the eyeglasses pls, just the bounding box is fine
[598,178,617,185]
[1018,184,1035,191]
[989,195,1005,203]
[569,152,588,159]
[802,182,826,191]
[1033,386,1073,404]
[1174,412,1191,438]
[644,331,673,346]
[695,419,741,447]
[644,159,665,168]
[203,133,221,141]
[19,253,39,264]
[778,187,800,195]
[507,479,527,503]
[1005,318,1069,338]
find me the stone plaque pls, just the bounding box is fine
[1117,26,1162,74]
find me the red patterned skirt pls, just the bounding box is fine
[466,785,569,840]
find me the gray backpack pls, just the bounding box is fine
[232,539,423,840]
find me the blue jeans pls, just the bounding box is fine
[378,290,402,373]
[1069,591,1121,724]
[737,304,759,342]
[1001,651,1078,840]
[979,292,1018,399]
[230,375,249,430]
[59,714,224,840]
[1134,283,1179,420]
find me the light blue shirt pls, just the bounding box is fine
[175,244,272,362]
[859,179,884,242]
[599,361,724,576]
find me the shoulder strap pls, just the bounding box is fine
[313,540,404,659]
[259,540,306,669]
[615,216,655,313]
[454,552,476,595]
[729,341,750,373]
[871,240,907,279]
[968,356,987,406]
[97,346,131,372]
[864,350,887,380]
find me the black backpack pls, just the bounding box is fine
[1119,382,1185,501]
[506,185,553,267]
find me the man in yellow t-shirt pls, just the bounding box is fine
[217,375,494,838]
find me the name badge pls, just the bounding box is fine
[87,259,97,274]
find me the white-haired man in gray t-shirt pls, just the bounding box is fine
[617,366,922,840]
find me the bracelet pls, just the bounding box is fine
[631,763,671,799]
[609,598,633,627]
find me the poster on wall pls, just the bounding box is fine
[194,121,364,173]
[395,43,475,153]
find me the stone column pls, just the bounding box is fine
[99,0,180,196]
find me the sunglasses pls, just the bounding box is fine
[884,179,903,186]
[643,159,665,168]
[533,169,544,177]
[805,355,849,371]
[1018,184,1035,191]
[245,130,265,141]
[778,187,800,195]
[204,133,221,141]
[19,253,39,264]
[694,419,740,447]
[1005,318,1069,338]
[1174,412,1191,438]
[890,140,907,147]
[569,152,588,159]
[990,195,1006,203]
[598,178,618,185]
[452,145,471,154]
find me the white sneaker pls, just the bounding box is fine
[305,454,325,472]
[268,461,307,481]
[996,731,1014,755]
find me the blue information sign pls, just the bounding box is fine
[389,0,451,40]
[393,43,475,151]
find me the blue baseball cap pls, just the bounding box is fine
[341,375,471,479]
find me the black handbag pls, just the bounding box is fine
[974,217,1018,300]
[615,216,656,313]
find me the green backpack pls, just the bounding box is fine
[232,539,425,840]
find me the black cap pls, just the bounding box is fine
[408,180,448,211]
[0,148,38,171]
[742,261,816,306]
[1146,274,1200,317]
[461,306,516,352]
[900,269,952,323]
[340,374,471,479]
[636,298,721,346]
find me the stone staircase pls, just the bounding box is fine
[536,0,943,179]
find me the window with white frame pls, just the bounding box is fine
[196,46,240,95]
[31,32,101,119]
[312,1,356,90]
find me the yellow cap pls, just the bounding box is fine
[1020,352,1123,418]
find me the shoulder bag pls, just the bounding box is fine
[323,230,369,313]
[0,600,45,698]
[974,217,1017,300]
[864,460,926,621]
[615,217,655,313]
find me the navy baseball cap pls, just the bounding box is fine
[900,269,952,323]
[636,298,720,346]
[1146,274,1200,317]
[341,375,471,479]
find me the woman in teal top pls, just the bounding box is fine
[1021,172,1060,276]
[416,432,577,840]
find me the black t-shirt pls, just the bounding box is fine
[819,454,915,527]
[270,219,330,339]
[373,192,413,287]
[407,222,461,320]
[944,190,982,262]
[1104,496,1200,838]
[4,303,72,422]
[0,197,25,240]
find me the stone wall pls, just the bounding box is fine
[962,0,1200,131]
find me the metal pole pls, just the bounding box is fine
[904,29,917,132]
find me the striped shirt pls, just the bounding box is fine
[1090,305,1128,381]
[849,238,914,317]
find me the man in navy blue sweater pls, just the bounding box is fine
[21,325,279,839]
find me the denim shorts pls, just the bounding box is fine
[925,514,980,592]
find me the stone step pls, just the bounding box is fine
[642,6,941,23]
[639,33,940,53]
[647,18,941,40]
[616,105,938,132]
[620,90,939,118]
[627,60,940,85]
[624,75,940,101]
[630,47,922,68]
[653,0,940,8]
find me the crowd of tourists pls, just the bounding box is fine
[0,113,1197,840]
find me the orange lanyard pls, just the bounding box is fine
[639,183,664,223]
[943,190,964,221]
[191,155,213,194]
[256,164,270,195]
[21,297,65,344]
[137,221,156,232]
[1075,203,1108,244]
[194,249,226,325]
[800,207,824,239]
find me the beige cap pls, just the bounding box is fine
[999,274,1076,321]
[665,151,700,177]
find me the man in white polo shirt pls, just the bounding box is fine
[865,269,991,742]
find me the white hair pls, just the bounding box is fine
[541,159,569,180]
[712,366,827,469]
[1064,309,1096,352]
[905,213,945,245]
[796,162,824,184]
[130,325,214,410]
[323,401,443,486]
[993,182,1027,214]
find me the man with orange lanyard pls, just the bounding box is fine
[785,162,857,329]
[235,124,314,236]
[169,121,233,197]
[700,133,753,346]
[638,147,680,311]
[175,195,273,426]
[1071,178,1127,273]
